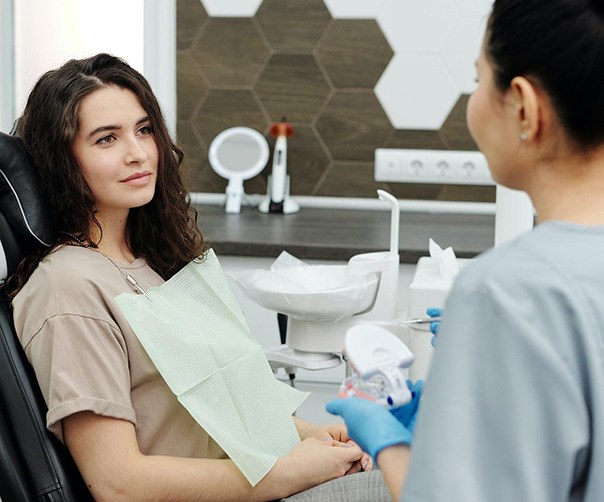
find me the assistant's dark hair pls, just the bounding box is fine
[8,53,208,296]
[486,0,604,148]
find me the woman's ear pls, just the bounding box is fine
[509,76,547,143]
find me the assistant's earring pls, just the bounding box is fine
[519,131,528,141]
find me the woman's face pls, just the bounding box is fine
[73,85,159,224]
[466,40,526,189]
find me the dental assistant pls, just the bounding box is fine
[328,1,604,501]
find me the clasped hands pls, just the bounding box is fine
[295,418,374,473]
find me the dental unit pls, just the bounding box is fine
[233,190,414,391]
[233,184,535,391]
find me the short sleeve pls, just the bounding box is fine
[402,281,589,502]
[25,314,137,443]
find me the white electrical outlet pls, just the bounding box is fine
[375,149,494,185]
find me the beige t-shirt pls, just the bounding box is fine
[12,244,226,460]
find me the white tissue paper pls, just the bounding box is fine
[229,251,379,323]
[428,238,460,280]
[115,250,308,486]
[406,239,469,381]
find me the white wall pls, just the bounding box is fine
[10,0,176,136]
[0,0,15,133]
[14,0,145,117]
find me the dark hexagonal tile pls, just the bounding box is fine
[187,152,267,196]
[385,181,495,203]
[255,54,332,124]
[386,129,448,150]
[177,0,208,50]
[192,89,269,149]
[315,161,390,198]
[317,20,393,89]
[440,94,478,150]
[192,18,270,86]
[186,90,269,181]
[178,120,207,192]
[256,0,332,52]
[186,151,267,197]
[385,182,443,201]
[261,125,329,196]
[187,161,226,194]
[437,184,495,202]
[316,91,394,161]
[177,119,204,153]
[177,50,208,121]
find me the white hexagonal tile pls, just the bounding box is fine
[377,0,461,53]
[375,54,461,129]
[323,0,386,19]
[200,0,262,17]
[442,16,488,93]
[452,0,493,18]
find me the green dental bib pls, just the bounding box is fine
[115,249,308,485]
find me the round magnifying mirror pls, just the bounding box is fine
[209,127,269,213]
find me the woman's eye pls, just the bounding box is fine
[138,125,153,135]
[96,134,116,145]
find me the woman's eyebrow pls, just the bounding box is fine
[86,116,150,140]
[87,124,121,140]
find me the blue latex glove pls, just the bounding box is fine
[326,398,412,460]
[391,380,424,433]
[427,307,442,347]
[326,380,424,460]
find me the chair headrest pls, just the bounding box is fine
[0,131,56,280]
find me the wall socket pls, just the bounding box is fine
[375,149,494,185]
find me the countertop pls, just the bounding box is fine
[194,203,495,263]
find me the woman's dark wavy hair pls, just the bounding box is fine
[7,53,208,296]
[486,0,604,149]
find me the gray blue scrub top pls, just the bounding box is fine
[403,221,604,502]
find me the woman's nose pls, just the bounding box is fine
[125,137,148,164]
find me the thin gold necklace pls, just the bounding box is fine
[62,231,151,300]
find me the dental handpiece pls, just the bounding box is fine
[401,317,442,325]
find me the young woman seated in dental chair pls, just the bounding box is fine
[6,54,391,502]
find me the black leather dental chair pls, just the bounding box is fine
[0,131,93,501]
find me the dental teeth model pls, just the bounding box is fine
[339,324,415,408]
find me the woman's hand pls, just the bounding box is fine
[262,437,366,496]
[293,417,373,472]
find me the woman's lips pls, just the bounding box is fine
[121,172,152,185]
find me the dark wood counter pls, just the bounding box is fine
[195,204,495,263]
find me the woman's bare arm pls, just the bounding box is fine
[64,411,365,502]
